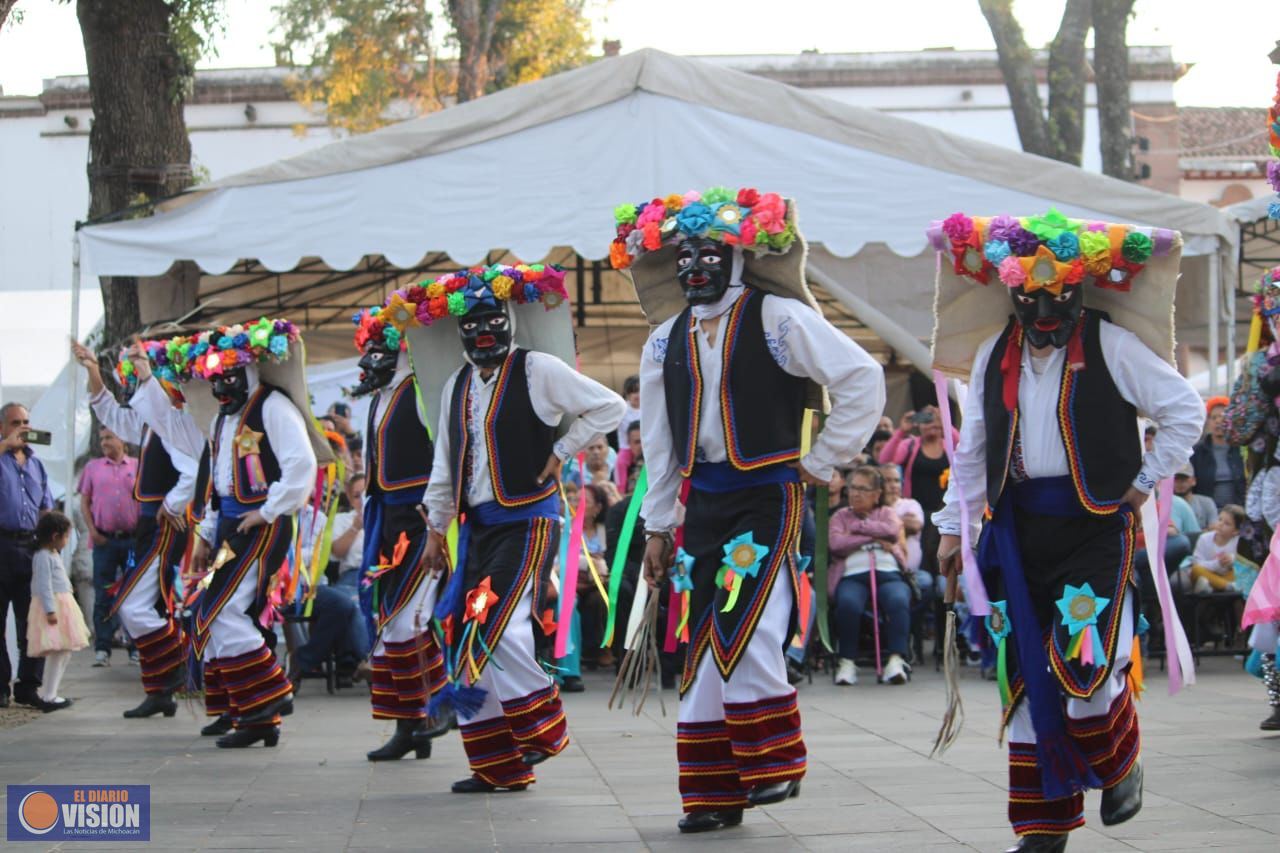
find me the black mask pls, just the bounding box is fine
[459,305,512,368]
[1011,284,1083,349]
[212,367,250,416]
[352,340,398,398]
[676,238,731,305]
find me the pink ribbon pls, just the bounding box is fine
[1243,524,1280,629]
[1141,479,1195,694]
[553,454,588,658]
[926,221,947,252]
[932,370,990,616]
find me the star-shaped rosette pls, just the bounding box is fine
[722,532,769,580]
[671,547,695,594]
[465,576,498,625]
[234,428,264,458]
[1055,582,1110,635]
[1018,244,1072,295]
[984,599,1011,644]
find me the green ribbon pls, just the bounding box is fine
[603,465,647,647]
[996,637,1011,708]
[814,482,832,653]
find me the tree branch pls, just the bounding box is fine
[0,0,20,31]
[978,0,1050,159]
[1093,0,1136,180]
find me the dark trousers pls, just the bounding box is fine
[833,571,912,660]
[296,573,371,672]
[0,537,44,697]
[92,537,133,654]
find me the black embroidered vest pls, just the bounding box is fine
[663,288,807,475]
[133,427,180,503]
[191,443,213,522]
[447,349,557,510]
[208,384,283,508]
[982,310,1142,514]
[366,375,432,496]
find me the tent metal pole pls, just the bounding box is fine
[806,263,932,375]
[66,232,82,503]
[1224,249,1236,392]
[1207,252,1219,396]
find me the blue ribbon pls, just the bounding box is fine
[979,476,1101,800]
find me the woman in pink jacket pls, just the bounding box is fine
[878,406,957,585]
[828,466,911,686]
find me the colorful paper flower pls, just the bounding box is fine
[987,215,1021,243]
[1121,231,1154,264]
[984,599,1011,643]
[721,531,769,580]
[671,548,695,594]
[676,202,714,236]
[1046,231,1080,261]
[998,255,1027,287]
[941,212,974,242]
[465,576,498,625]
[1056,582,1109,633]
[983,239,1012,267]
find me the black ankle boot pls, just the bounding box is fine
[451,775,529,793]
[419,710,455,740]
[1100,760,1143,826]
[123,693,178,719]
[747,779,801,806]
[1005,834,1068,852]
[368,718,431,762]
[677,809,744,833]
[201,714,234,736]
[216,725,280,748]
[1260,706,1280,731]
[238,694,294,727]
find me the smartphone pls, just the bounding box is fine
[23,429,52,445]
[910,411,935,426]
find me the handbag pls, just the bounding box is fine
[1224,351,1270,446]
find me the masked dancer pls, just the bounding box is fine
[608,187,884,833]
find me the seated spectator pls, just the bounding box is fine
[1133,489,1195,620]
[1191,397,1245,509]
[880,463,933,599]
[564,434,617,487]
[828,466,911,687]
[1174,463,1218,536]
[1181,504,1245,594]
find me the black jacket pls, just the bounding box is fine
[1189,437,1246,508]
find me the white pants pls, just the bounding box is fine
[117,554,168,638]
[1009,596,1135,742]
[207,566,267,660]
[468,584,555,724]
[372,573,438,654]
[680,575,795,724]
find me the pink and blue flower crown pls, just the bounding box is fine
[367,263,569,335]
[608,187,798,270]
[928,208,1178,294]
[158,317,300,382]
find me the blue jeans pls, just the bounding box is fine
[833,571,912,660]
[297,572,370,671]
[92,538,133,654]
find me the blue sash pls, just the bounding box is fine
[690,461,799,493]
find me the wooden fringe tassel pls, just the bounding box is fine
[607,592,666,718]
[931,571,965,758]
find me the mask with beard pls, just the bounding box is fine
[1011,283,1083,349]
[459,304,512,368]
[212,366,250,415]
[352,339,398,397]
[675,237,732,305]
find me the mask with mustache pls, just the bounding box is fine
[458,304,512,368]
[1011,283,1083,349]
[352,339,398,397]
[211,366,250,415]
[675,237,731,305]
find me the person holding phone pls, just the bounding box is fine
[0,401,51,707]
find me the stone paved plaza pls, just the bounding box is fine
[2,652,1278,852]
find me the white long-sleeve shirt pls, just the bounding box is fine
[132,369,318,538]
[424,348,627,530]
[933,320,1205,538]
[639,287,885,533]
[90,388,197,516]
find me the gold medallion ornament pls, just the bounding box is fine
[235,427,264,458]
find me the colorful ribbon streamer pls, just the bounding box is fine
[553,457,589,658]
[1140,478,1196,694]
[932,370,991,616]
[604,466,647,646]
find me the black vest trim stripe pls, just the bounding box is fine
[448,366,473,512]
[663,289,806,478]
[230,385,283,506]
[982,311,1141,515]
[484,351,558,508]
[134,427,181,503]
[370,376,432,494]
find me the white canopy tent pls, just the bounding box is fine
[68,48,1238,493]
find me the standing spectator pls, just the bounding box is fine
[1174,463,1218,535]
[615,375,641,450]
[565,434,617,487]
[1191,397,1245,509]
[79,425,141,667]
[828,466,911,686]
[65,458,95,632]
[0,401,51,707]
[879,406,956,584]
[27,510,90,711]
[614,421,644,495]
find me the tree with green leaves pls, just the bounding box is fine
[273,0,594,132]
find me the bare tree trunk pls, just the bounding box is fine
[0,1,19,30]
[1045,0,1091,165]
[1093,0,1136,180]
[978,0,1050,158]
[448,0,505,102]
[76,0,194,350]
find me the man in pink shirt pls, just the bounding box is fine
[79,426,140,666]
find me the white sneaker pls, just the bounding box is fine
[883,654,910,685]
[834,658,857,685]
[93,650,110,668]
[1193,575,1213,594]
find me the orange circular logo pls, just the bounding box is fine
[19,791,59,834]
